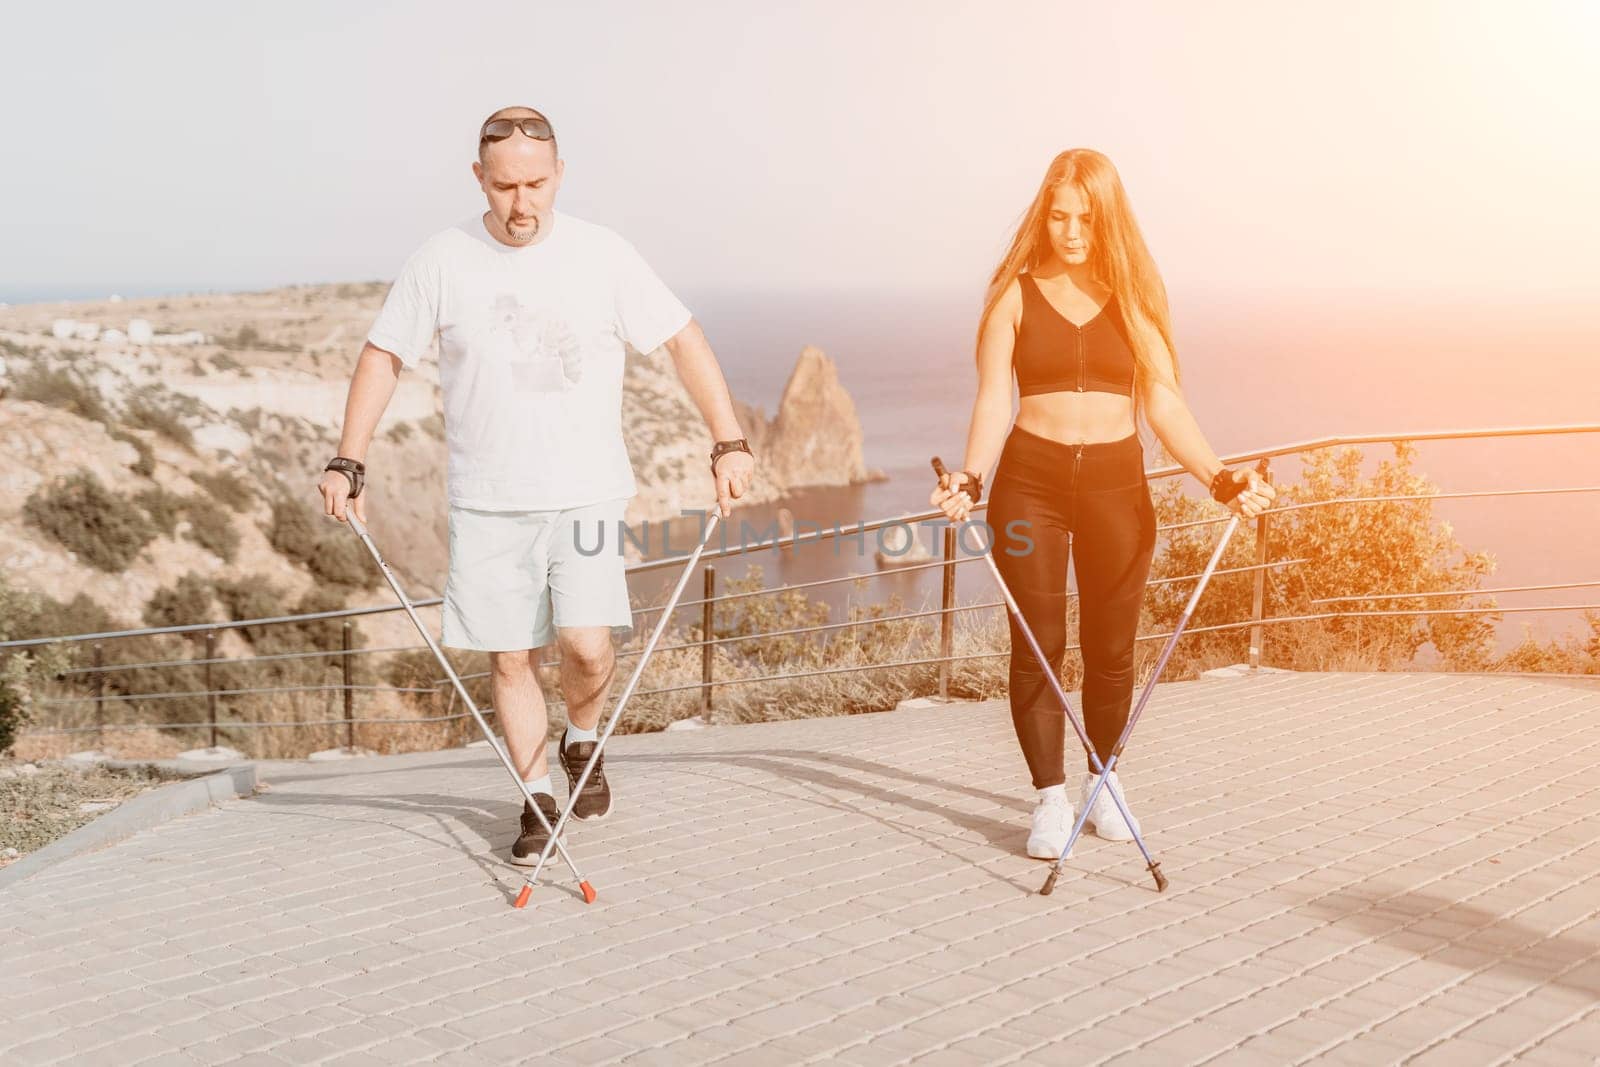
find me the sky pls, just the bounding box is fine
[2,0,1597,303]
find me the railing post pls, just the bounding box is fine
[92,642,104,750]
[204,630,218,749]
[1249,461,1273,670]
[701,565,715,718]
[939,525,956,699]
[342,622,354,751]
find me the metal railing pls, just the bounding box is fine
[5,421,1597,751]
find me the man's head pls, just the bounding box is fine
[472,106,564,246]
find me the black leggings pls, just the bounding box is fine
[986,425,1157,788]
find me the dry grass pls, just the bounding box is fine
[16,564,1508,761]
[1,760,188,860]
[10,726,185,762]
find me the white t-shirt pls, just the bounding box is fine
[367,211,692,510]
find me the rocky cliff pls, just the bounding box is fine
[621,343,878,527]
[0,283,874,637]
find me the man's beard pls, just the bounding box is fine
[508,214,541,242]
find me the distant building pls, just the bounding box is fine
[51,319,77,339]
[72,322,101,341]
[152,330,206,346]
[102,328,128,345]
[127,319,154,344]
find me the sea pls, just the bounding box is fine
[9,282,1596,655]
[647,286,1600,657]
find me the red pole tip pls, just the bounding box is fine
[580,881,597,905]
[513,885,532,909]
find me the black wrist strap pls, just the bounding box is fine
[956,470,983,506]
[710,438,753,476]
[325,457,365,499]
[1210,467,1244,504]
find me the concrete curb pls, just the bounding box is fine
[0,764,256,891]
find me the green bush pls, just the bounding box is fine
[123,385,196,450]
[183,503,240,563]
[190,469,255,512]
[217,327,257,352]
[134,486,188,535]
[0,584,123,750]
[1494,614,1600,674]
[10,364,111,423]
[0,577,54,754]
[335,281,387,301]
[268,496,374,589]
[1145,440,1499,674]
[12,588,123,640]
[144,573,218,632]
[0,659,26,755]
[288,586,358,650]
[130,487,239,561]
[23,472,157,572]
[212,575,292,647]
[108,429,156,477]
[216,325,296,354]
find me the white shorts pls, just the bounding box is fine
[441,498,635,652]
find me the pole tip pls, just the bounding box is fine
[1151,864,1168,893]
[1039,869,1059,896]
[513,885,532,909]
[580,881,597,905]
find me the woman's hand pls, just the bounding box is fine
[930,471,977,522]
[1223,469,1276,519]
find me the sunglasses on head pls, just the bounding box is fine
[479,116,555,144]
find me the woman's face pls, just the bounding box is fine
[1044,183,1093,268]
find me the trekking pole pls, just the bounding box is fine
[516,506,724,907]
[345,512,596,904]
[932,457,1162,887]
[1040,458,1264,896]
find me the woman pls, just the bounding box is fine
[930,149,1275,860]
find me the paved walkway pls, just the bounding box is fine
[3,671,1599,1065]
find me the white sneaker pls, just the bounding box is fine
[1081,771,1140,841]
[1026,790,1073,860]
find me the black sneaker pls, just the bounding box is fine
[510,793,562,867]
[559,736,613,821]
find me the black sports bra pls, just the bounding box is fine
[1013,274,1137,398]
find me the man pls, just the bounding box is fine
[317,106,755,865]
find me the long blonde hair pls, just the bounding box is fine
[980,149,1181,433]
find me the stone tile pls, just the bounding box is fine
[0,677,1596,1066]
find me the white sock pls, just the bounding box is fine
[524,774,553,798]
[1037,784,1067,804]
[564,722,598,745]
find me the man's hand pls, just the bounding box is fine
[713,451,754,519]
[319,469,367,524]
